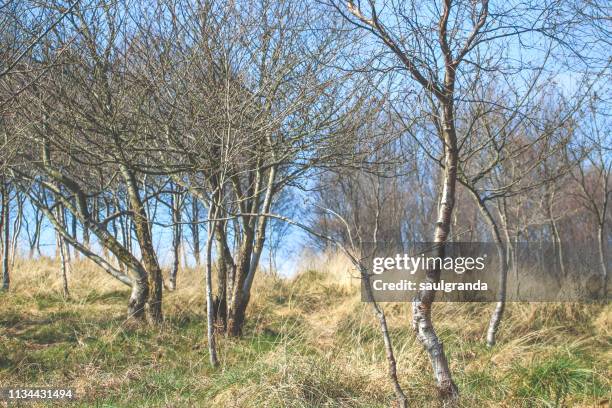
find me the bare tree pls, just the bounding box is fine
[325,0,608,398]
[329,0,496,397]
[570,96,611,298]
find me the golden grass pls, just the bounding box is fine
[0,254,610,407]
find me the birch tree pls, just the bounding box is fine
[326,0,607,399]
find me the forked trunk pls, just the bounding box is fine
[36,143,150,321]
[242,165,276,302]
[226,233,254,336]
[80,214,151,321]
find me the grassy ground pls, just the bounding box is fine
[0,257,610,407]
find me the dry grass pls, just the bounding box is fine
[0,254,610,407]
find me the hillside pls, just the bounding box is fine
[0,258,610,407]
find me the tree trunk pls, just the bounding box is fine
[10,192,24,268]
[359,261,408,407]
[547,190,566,278]
[214,221,229,332]
[28,207,43,258]
[36,141,149,320]
[56,203,70,298]
[120,165,163,325]
[1,181,9,291]
[169,185,182,290]
[464,185,509,347]
[62,206,72,264]
[597,223,608,299]
[42,191,149,319]
[551,219,565,278]
[97,219,150,321]
[191,198,201,267]
[484,219,507,347]
[226,165,264,337]
[205,209,219,367]
[84,198,93,251]
[226,223,255,337]
[58,232,70,298]
[242,166,276,303]
[71,202,79,261]
[411,103,458,400]
[127,276,149,320]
